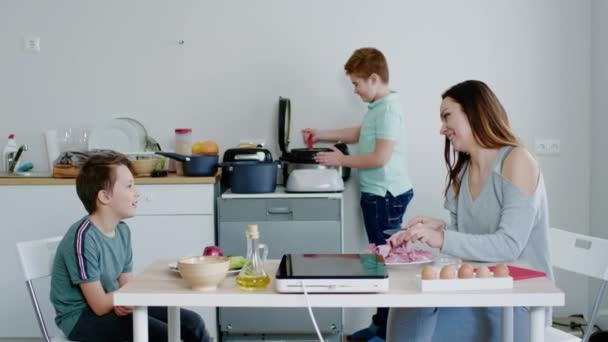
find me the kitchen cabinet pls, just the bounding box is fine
[217,187,344,341]
[0,178,218,340]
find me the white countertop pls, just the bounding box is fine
[221,185,343,199]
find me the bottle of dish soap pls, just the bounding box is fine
[236,224,270,291]
[2,134,18,172]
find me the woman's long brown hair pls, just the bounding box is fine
[442,80,520,199]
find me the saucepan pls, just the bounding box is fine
[155,152,218,177]
[219,160,282,193]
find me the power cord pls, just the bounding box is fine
[552,314,603,336]
[301,281,325,342]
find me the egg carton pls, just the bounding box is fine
[417,274,513,292]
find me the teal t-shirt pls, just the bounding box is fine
[50,216,133,336]
[358,92,413,196]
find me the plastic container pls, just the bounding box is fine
[174,128,192,175]
[2,134,18,172]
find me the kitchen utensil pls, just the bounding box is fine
[220,161,280,194]
[88,119,144,153]
[221,148,273,190]
[44,129,60,171]
[177,256,230,291]
[131,158,162,177]
[306,134,313,150]
[285,168,344,193]
[117,117,161,152]
[278,97,351,186]
[156,152,218,177]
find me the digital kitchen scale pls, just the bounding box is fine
[275,254,389,293]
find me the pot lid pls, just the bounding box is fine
[278,97,291,154]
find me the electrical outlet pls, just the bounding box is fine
[535,139,560,156]
[22,35,40,53]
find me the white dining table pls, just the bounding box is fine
[114,259,564,342]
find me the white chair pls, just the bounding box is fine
[16,236,71,342]
[545,227,608,342]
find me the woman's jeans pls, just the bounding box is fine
[360,189,414,339]
[68,306,210,342]
[387,307,531,342]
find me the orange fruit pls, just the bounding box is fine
[192,140,219,155]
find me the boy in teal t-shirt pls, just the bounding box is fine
[302,47,413,342]
[50,151,209,342]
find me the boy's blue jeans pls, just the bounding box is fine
[359,189,414,339]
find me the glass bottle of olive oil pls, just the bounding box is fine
[236,224,270,291]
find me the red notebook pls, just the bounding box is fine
[488,265,546,281]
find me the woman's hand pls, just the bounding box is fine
[405,216,446,231]
[314,146,344,166]
[302,128,320,144]
[401,224,445,248]
[388,215,446,249]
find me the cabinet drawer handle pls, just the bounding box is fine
[267,207,292,215]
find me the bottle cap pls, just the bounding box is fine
[247,224,259,239]
[175,128,192,134]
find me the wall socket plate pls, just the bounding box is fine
[535,138,560,155]
[22,35,40,53]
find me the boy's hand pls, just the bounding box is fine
[302,128,319,144]
[114,305,133,317]
[314,146,344,166]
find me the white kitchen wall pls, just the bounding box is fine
[590,0,608,329]
[0,0,593,335]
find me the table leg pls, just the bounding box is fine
[133,306,148,342]
[529,307,545,342]
[501,307,513,342]
[168,306,181,342]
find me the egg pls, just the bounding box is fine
[494,264,510,277]
[458,263,474,279]
[476,266,492,278]
[421,265,437,280]
[439,265,456,279]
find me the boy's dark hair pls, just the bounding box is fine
[76,151,134,214]
[344,47,389,83]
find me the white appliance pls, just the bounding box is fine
[275,254,389,293]
[285,169,344,193]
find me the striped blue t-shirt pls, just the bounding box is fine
[50,216,132,336]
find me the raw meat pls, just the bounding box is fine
[364,242,434,263]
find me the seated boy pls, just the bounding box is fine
[50,151,210,342]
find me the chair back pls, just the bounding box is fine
[16,236,68,342]
[549,228,608,281]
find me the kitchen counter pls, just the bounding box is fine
[0,172,220,186]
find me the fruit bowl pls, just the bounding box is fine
[177,256,230,291]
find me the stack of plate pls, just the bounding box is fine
[88,118,149,153]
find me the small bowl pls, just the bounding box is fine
[177,256,230,291]
[131,158,163,177]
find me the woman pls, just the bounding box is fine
[387,80,552,342]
